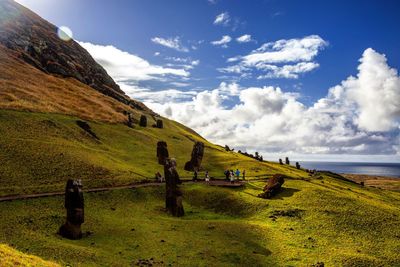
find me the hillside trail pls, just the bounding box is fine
[0,178,260,202]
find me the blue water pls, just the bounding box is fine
[299,161,400,178]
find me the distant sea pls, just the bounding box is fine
[299,161,400,178]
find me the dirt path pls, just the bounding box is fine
[0,179,250,202]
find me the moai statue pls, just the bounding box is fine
[258,174,286,199]
[156,119,164,129]
[157,141,169,165]
[279,158,283,165]
[164,158,184,217]
[139,115,147,127]
[127,113,134,128]
[184,142,204,172]
[59,179,84,239]
[296,162,301,169]
[285,157,290,165]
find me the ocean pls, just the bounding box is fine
[298,161,400,178]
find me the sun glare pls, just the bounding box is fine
[57,26,73,41]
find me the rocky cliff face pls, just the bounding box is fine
[0,0,146,111]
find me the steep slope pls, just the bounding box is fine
[0,0,146,110]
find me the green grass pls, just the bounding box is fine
[1,110,400,266]
[0,109,306,196]
[0,175,399,266]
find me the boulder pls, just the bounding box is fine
[156,141,169,165]
[258,174,286,199]
[59,179,84,239]
[184,142,204,171]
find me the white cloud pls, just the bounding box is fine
[211,35,232,48]
[337,48,400,132]
[214,12,230,26]
[222,35,327,79]
[236,34,252,43]
[144,49,400,159]
[151,36,189,52]
[79,42,189,82]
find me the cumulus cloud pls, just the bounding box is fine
[211,35,232,48]
[214,12,230,26]
[151,36,189,52]
[79,42,189,81]
[236,34,252,43]
[143,48,400,159]
[223,35,327,79]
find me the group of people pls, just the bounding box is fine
[224,169,245,184]
[156,168,246,184]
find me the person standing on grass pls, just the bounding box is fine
[242,170,246,180]
[235,169,240,180]
[230,170,235,184]
[205,171,210,183]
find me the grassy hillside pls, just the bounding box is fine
[0,244,59,267]
[0,175,399,266]
[0,109,306,197]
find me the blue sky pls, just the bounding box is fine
[15,0,400,162]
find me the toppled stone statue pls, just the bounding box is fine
[296,162,301,169]
[184,141,204,172]
[157,141,169,165]
[156,119,163,129]
[139,115,147,127]
[164,158,184,217]
[258,174,286,199]
[59,179,84,239]
[285,157,290,165]
[279,159,283,165]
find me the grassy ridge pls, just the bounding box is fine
[0,176,399,266]
[0,109,306,196]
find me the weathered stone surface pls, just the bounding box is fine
[285,157,290,165]
[139,115,147,127]
[184,142,204,171]
[59,179,84,239]
[258,174,286,199]
[156,119,163,129]
[156,141,169,165]
[164,158,184,217]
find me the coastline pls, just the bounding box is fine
[343,173,400,191]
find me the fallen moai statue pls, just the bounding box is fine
[258,174,286,199]
[59,179,84,239]
[184,141,204,172]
